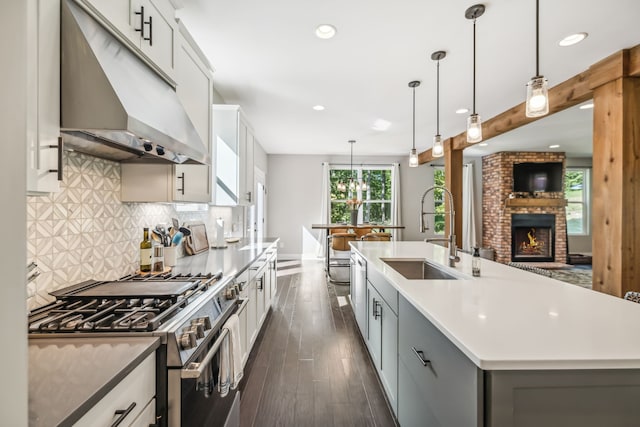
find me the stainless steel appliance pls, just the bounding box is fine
[60,0,209,165]
[28,271,244,426]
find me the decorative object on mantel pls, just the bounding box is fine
[408,80,421,167]
[465,4,485,143]
[525,0,549,117]
[431,51,446,158]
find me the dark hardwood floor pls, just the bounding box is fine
[239,260,397,427]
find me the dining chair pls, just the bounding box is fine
[327,232,357,284]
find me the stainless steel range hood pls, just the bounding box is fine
[60,0,210,165]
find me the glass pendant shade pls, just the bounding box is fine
[525,76,549,117]
[432,135,444,157]
[409,148,419,167]
[337,182,346,192]
[467,113,483,143]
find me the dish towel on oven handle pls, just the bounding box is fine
[218,313,243,397]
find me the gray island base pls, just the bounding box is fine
[350,241,640,427]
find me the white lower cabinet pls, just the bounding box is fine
[238,294,249,367]
[128,398,156,427]
[73,353,155,427]
[351,252,367,336]
[366,279,398,416]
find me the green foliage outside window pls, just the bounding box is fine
[434,168,445,234]
[330,167,393,224]
[565,169,587,235]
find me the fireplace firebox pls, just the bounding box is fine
[511,214,555,262]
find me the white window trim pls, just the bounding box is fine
[329,164,395,224]
[566,167,591,236]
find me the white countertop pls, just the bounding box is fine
[352,241,640,371]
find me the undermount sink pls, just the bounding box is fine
[381,258,461,280]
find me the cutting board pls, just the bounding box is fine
[185,222,209,255]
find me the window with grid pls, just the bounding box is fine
[565,167,590,235]
[329,166,393,224]
[433,167,445,234]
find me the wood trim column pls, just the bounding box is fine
[444,140,463,248]
[591,76,640,296]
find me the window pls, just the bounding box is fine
[565,167,590,235]
[433,167,445,234]
[330,166,393,224]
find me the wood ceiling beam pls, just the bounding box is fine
[416,43,640,163]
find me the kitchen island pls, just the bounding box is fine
[351,241,640,426]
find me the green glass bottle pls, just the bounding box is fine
[140,227,152,272]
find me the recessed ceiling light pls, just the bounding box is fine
[456,108,469,114]
[579,103,594,110]
[478,142,488,147]
[315,24,337,39]
[549,144,560,148]
[372,119,391,131]
[313,105,325,111]
[558,32,588,47]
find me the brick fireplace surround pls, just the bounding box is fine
[482,152,568,265]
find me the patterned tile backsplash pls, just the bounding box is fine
[26,152,241,310]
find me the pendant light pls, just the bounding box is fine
[525,0,549,117]
[431,51,446,158]
[346,140,367,193]
[408,80,421,167]
[465,4,485,143]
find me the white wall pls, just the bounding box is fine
[2,0,28,423]
[566,157,593,254]
[267,154,483,259]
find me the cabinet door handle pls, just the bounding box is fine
[144,15,153,46]
[411,346,431,367]
[134,6,145,38]
[47,137,63,181]
[177,172,185,195]
[372,299,381,320]
[110,402,136,427]
[257,276,263,291]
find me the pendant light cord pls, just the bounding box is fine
[535,0,539,76]
[472,17,477,115]
[412,87,416,150]
[436,60,440,135]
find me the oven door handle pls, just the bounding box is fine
[180,298,247,379]
[182,328,229,379]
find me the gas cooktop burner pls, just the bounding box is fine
[28,272,223,333]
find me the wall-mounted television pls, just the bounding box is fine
[513,162,563,193]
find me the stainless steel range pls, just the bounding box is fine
[28,271,245,427]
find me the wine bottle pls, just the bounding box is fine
[140,228,152,272]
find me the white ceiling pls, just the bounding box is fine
[177,0,639,158]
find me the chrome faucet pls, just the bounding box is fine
[419,185,460,267]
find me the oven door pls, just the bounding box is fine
[167,298,247,427]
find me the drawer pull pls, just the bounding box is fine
[411,346,431,367]
[111,402,136,427]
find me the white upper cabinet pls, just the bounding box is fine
[172,23,213,202]
[212,105,255,206]
[80,0,176,81]
[27,0,62,194]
